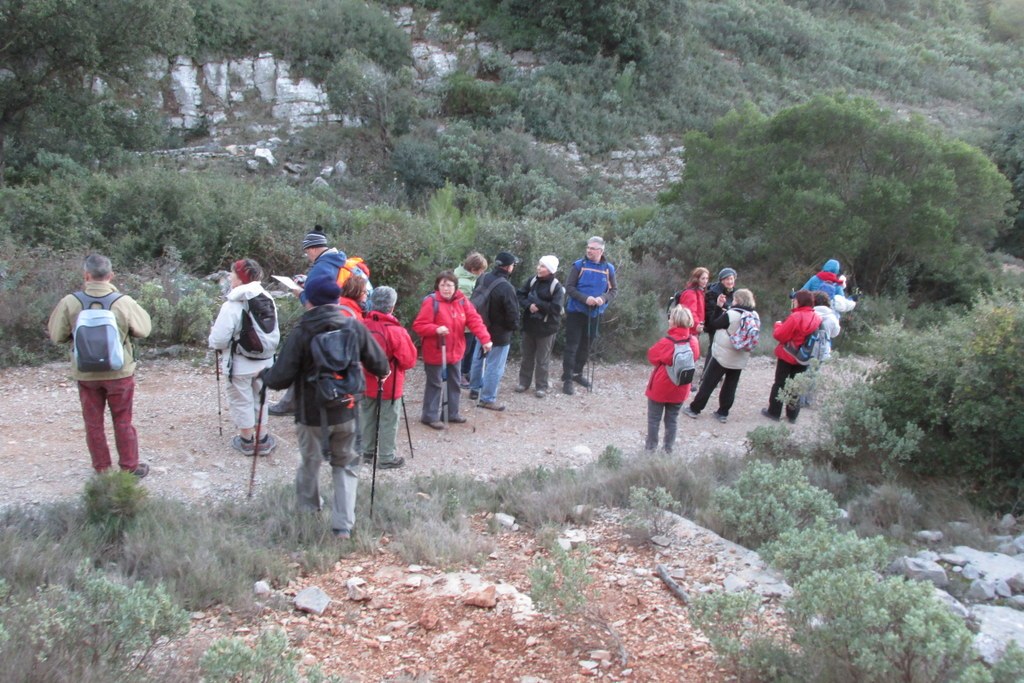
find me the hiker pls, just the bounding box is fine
[675,267,710,338]
[47,254,153,477]
[260,275,389,540]
[413,271,492,430]
[683,288,759,424]
[762,289,822,424]
[208,258,280,455]
[515,255,565,398]
[467,251,521,411]
[562,236,617,395]
[801,258,847,300]
[338,274,367,320]
[360,287,417,470]
[269,226,348,416]
[704,267,736,354]
[812,290,841,360]
[456,252,488,386]
[644,305,699,454]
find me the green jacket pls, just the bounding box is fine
[48,280,152,381]
[454,265,478,298]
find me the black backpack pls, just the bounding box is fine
[307,322,365,460]
[469,276,504,326]
[234,293,279,360]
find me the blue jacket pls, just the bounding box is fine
[565,257,617,317]
[299,248,347,306]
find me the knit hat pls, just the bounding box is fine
[301,225,329,251]
[539,255,559,274]
[304,274,342,306]
[369,285,397,313]
[718,267,737,281]
[494,251,519,268]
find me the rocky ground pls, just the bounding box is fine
[1,354,820,681]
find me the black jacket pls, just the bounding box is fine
[517,274,565,338]
[704,282,735,331]
[263,304,389,425]
[473,268,521,346]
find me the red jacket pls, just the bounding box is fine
[773,306,822,364]
[412,290,491,365]
[679,286,705,335]
[362,311,418,399]
[645,327,700,404]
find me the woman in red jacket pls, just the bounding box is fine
[763,289,822,424]
[677,267,710,338]
[412,271,492,429]
[645,305,700,453]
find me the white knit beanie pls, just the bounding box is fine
[539,255,559,274]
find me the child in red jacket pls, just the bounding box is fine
[645,306,700,453]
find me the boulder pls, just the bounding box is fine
[294,586,331,615]
[890,556,949,587]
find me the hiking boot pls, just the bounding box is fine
[563,380,575,395]
[448,416,468,424]
[130,462,150,479]
[379,457,405,470]
[232,434,275,456]
[422,419,446,430]
[252,433,277,455]
[362,453,374,464]
[761,408,781,422]
[535,389,546,398]
[468,390,480,400]
[514,384,528,393]
[787,415,798,425]
[268,400,294,417]
[682,406,700,419]
[713,412,728,424]
[332,528,351,540]
[478,401,506,411]
[572,374,592,389]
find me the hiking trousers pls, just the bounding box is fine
[422,363,463,422]
[77,376,139,473]
[359,397,401,464]
[519,331,555,391]
[226,371,269,431]
[689,358,742,417]
[646,398,682,453]
[767,358,808,421]
[562,312,594,380]
[295,421,359,535]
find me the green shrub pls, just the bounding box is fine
[84,471,149,545]
[200,628,342,683]
[528,542,594,614]
[624,486,678,539]
[759,521,892,583]
[709,460,839,548]
[441,71,518,122]
[688,590,787,675]
[324,51,418,152]
[133,267,219,348]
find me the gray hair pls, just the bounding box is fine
[587,236,605,248]
[83,254,112,279]
[369,285,398,313]
[669,304,693,329]
[732,288,756,309]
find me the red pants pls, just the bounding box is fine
[77,376,139,472]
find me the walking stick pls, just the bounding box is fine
[214,350,224,436]
[247,383,268,499]
[400,395,414,459]
[586,314,601,394]
[370,377,384,515]
[440,335,449,428]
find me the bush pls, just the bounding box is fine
[623,486,679,540]
[133,266,219,348]
[759,521,892,583]
[84,471,149,545]
[709,459,839,548]
[200,628,342,683]
[528,542,594,614]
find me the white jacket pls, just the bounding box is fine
[208,281,277,376]
[813,304,841,359]
[711,308,757,370]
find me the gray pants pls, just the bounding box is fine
[421,363,462,422]
[360,397,401,464]
[646,399,682,453]
[295,421,359,534]
[519,332,556,391]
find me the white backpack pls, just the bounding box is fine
[72,292,125,372]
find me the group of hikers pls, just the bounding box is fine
[47,231,852,540]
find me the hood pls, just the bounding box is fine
[301,303,348,333]
[227,280,266,302]
[314,248,348,271]
[822,259,840,274]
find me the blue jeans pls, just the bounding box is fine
[469,343,510,403]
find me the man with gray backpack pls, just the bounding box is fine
[48,254,152,477]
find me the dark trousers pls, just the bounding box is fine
[562,312,594,381]
[768,358,808,421]
[78,376,139,472]
[519,332,556,391]
[646,399,682,453]
[461,332,475,378]
[421,363,463,422]
[689,358,742,417]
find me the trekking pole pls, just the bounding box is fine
[400,396,414,459]
[247,383,267,499]
[440,335,449,427]
[369,377,384,516]
[214,350,224,436]
[586,314,600,393]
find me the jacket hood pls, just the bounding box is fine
[301,303,347,333]
[823,259,840,274]
[314,249,347,270]
[227,280,267,302]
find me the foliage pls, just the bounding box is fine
[0,0,194,181]
[200,628,343,683]
[324,51,418,153]
[134,270,219,348]
[759,521,892,583]
[661,95,1013,303]
[0,564,189,682]
[83,471,149,545]
[710,459,839,548]
[688,590,789,677]
[623,486,679,539]
[989,97,1024,257]
[989,0,1024,42]
[440,71,519,123]
[528,542,594,614]
[597,445,624,470]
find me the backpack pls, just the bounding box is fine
[234,293,279,360]
[308,325,366,409]
[667,290,682,314]
[72,291,125,372]
[729,310,761,352]
[335,256,369,288]
[784,323,827,366]
[469,276,504,326]
[665,336,695,386]
[527,276,562,320]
